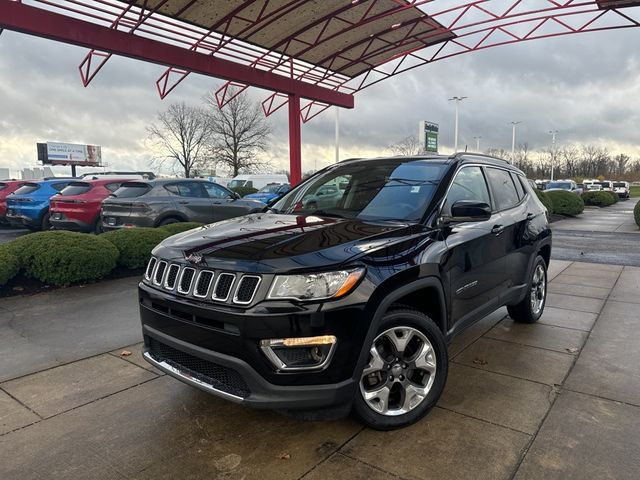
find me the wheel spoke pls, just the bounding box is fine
[401,384,427,412]
[386,327,413,356]
[413,342,436,374]
[363,344,385,376]
[363,384,391,414]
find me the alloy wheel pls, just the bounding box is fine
[530,264,546,315]
[359,326,436,416]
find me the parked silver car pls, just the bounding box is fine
[101,179,264,230]
[544,180,582,195]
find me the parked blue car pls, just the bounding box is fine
[6,178,76,230]
[243,183,290,204]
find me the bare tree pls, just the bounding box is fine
[388,135,422,156]
[614,153,630,176]
[147,102,213,178]
[205,89,272,176]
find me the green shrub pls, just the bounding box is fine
[0,245,19,286]
[160,222,204,235]
[101,228,170,269]
[5,231,118,286]
[534,189,554,215]
[581,191,614,207]
[546,190,584,216]
[635,201,640,228]
[229,186,258,197]
[605,191,619,204]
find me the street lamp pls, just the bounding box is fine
[473,136,482,152]
[510,121,522,163]
[549,130,559,180]
[449,96,467,152]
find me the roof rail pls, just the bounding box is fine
[451,152,511,164]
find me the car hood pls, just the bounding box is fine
[244,193,275,202]
[154,213,432,273]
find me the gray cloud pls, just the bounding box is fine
[1,22,640,177]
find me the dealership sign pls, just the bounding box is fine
[418,121,439,153]
[37,142,102,166]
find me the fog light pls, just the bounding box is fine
[260,335,337,371]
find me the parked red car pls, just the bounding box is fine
[0,180,28,225]
[49,178,136,232]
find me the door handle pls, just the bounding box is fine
[526,213,535,220]
[491,224,505,235]
[178,201,189,205]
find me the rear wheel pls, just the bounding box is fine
[353,308,448,430]
[158,217,180,226]
[507,255,547,324]
[40,212,51,231]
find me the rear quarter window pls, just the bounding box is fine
[0,183,6,191]
[112,183,152,198]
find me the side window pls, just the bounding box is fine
[246,181,253,188]
[486,168,520,211]
[443,166,491,215]
[105,182,122,192]
[164,182,206,198]
[52,183,69,192]
[204,183,232,199]
[511,173,525,199]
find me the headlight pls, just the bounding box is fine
[267,268,364,301]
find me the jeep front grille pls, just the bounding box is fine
[145,257,262,306]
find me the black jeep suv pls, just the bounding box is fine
[139,154,551,430]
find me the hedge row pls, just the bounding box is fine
[546,190,584,216]
[534,189,554,215]
[635,201,640,228]
[0,222,204,288]
[581,191,616,207]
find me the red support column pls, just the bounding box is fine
[288,94,302,186]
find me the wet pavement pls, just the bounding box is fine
[0,226,29,244]
[1,260,639,479]
[551,198,640,266]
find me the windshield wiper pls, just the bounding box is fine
[306,210,345,218]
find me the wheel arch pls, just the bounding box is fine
[153,212,187,226]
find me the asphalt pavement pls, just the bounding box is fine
[0,227,28,244]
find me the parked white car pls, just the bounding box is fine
[613,181,630,198]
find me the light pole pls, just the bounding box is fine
[334,107,340,165]
[449,96,467,152]
[510,121,522,163]
[549,130,558,180]
[473,136,482,152]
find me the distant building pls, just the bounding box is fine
[19,167,54,180]
[0,168,10,180]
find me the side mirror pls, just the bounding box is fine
[448,200,492,223]
[232,192,241,200]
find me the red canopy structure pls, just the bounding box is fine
[2,0,640,184]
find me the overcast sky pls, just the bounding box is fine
[1,20,639,177]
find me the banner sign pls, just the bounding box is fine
[419,121,439,153]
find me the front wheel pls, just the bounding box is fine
[353,308,448,430]
[507,255,547,324]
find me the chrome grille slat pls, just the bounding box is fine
[153,261,167,286]
[164,264,180,290]
[177,267,196,294]
[233,275,261,305]
[212,273,235,302]
[193,270,214,298]
[145,257,157,281]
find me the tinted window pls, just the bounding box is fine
[443,166,491,215]
[511,173,525,199]
[52,182,71,192]
[613,182,626,188]
[258,184,282,194]
[112,182,151,198]
[204,183,232,199]
[0,183,7,191]
[60,182,92,196]
[14,183,40,195]
[486,168,520,211]
[165,182,206,198]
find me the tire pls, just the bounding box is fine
[158,217,180,226]
[353,307,448,430]
[94,216,103,234]
[40,212,51,231]
[507,255,547,324]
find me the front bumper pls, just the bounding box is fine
[139,282,368,410]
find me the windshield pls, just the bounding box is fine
[60,182,92,196]
[613,182,626,187]
[546,182,572,189]
[596,182,610,188]
[272,159,447,222]
[13,183,40,195]
[258,184,282,194]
